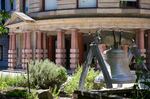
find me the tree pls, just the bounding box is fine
[0,10,10,35]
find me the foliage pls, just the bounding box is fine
[132,61,150,99]
[5,89,38,99]
[26,90,38,99]
[50,85,60,99]
[6,89,27,97]
[0,74,27,90]
[0,82,9,90]
[63,66,105,95]
[29,59,67,89]
[0,10,10,34]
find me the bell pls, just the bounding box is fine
[106,48,136,83]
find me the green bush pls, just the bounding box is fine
[29,59,67,89]
[5,89,38,99]
[0,74,27,90]
[63,66,105,95]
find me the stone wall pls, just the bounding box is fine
[28,0,43,13]
[26,0,150,14]
[57,0,77,9]
[140,0,150,9]
[98,0,119,8]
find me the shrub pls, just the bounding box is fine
[29,59,67,89]
[5,89,38,99]
[0,74,27,89]
[63,66,105,95]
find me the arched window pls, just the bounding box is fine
[44,0,57,10]
[78,0,97,8]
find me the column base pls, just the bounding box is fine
[8,50,16,69]
[55,49,66,66]
[35,49,43,60]
[70,49,79,71]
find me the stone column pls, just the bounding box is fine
[98,44,107,54]
[48,35,55,62]
[42,33,48,59]
[35,31,43,60]
[55,29,66,66]
[8,33,13,69]
[70,29,79,71]
[8,33,16,69]
[136,29,146,65]
[23,32,32,69]
[22,32,26,69]
[136,29,145,55]
[147,30,150,68]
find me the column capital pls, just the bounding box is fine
[135,29,145,33]
[24,31,32,34]
[9,32,16,35]
[70,28,80,32]
[56,29,66,33]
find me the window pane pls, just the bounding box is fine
[45,0,57,10]
[0,0,1,10]
[13,0,16,10]
[0,45,3,60]
[121,0,136,1]
[25,0,29,13]
[78,0,97,8]
[5,0,11,11]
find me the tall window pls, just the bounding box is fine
[120,0,139,8]
[13,0,17,10]
[23,0,29,13]
[5,0,11,11]
[0,45,3,61]
[44,0,57,11]
[0,0,1,10]
[2,0,16,11]
[78,0,97,8]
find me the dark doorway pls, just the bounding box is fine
[65,34,71,70]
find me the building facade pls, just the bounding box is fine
[5,0,150,71]
[0,0,17,69]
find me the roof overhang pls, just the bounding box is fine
[5,12,36,33]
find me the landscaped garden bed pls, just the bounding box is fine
[73,88,150,99]
[0,59,149,99]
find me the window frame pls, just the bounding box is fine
[22,0,29,13]
[120,0,139,8]
[42,0,57,11]
[0,45,3,61]
[77,0,98,9]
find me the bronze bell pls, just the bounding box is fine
[105,48,136,83]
